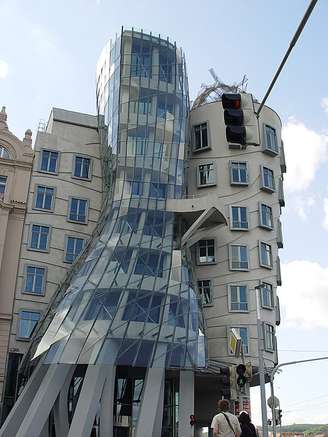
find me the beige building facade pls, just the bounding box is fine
[0,107,33,415]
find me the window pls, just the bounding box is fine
[40,150,59,174]
[193,123,209,151]
[0,145,10,159]
[229,327,249,354]
[264,323,275,351]
[261,166,275,192]
[65,237,85,263]
[24,266,46,295]
[130,97,152,115]
[73,156,91,179]
[29,225,50,252]
[134,250,164,277]
[198,163,216,187]
[229,245,249,271]
[159,47,173,82]
[230,206,248,230]
[34,185,55,211]
[264,125,279,155]
[230,161,248,185]
[198,239,215,264]
[68,198,88,223]
[131,39,151,78]
[18,311,41,340]
[149,181,166,199]
[127,137,147,156]
[0,176,6,200]
[259,203,273,229]
[144,210,166,237]
[229,285,248,312]
[259,241,273,269]
[198,280,212,305]
[122,291,163,323]
[261,282,274,309]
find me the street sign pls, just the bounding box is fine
[229,328,242,357]
[267,396,280,409]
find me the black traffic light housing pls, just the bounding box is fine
[236,363,247,388]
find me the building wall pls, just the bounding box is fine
[188,100,285,371]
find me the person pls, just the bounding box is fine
[211,399,241,437]
[238,411,258,437]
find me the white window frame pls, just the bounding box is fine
[229,161,249,185]
[17,309,42,341]
[229,244,249,271]
[72,155,92,181]
[260,281,274,309]
[259,202,273,230]
[260,165,275,193]
[197,239,216,265]
[228,326,249,355]
[264,323,275,352]
[228,284,249,312]
[197,162,216,187]
[39,148,60,175]
[263,124,279,155]
[64,235,86,264]
[197,279,213,306]
[230,206,249,231]
[23,265,47,296]
[259,241,273,269]
[33,185,56,212]
[67,197,89,224]
[193,122,210,152]
[28,223,51,253]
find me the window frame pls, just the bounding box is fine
[264,323,275,352]
[229,160,249,186]
[197,162,216,188]
[38,148,60,175]
[229,244,249,271]
[263,124,279,156]
[0,175,7,200]
[17,309,42,341]
[28,223,51,253]
[72,154,92,181]
[0,145,11,159]
[67,197,89,224]
[228,284,249,313]
[197,239,216,265]
[259,241,273,269]
[33,184,56,212]
[197,279,213,306]
[192,122,210,152]
[228,326,249,355]
[22,264,47,296]
[64,235,86,264]
[230,205,249,231]
[260,281,274,309]
[260,165,275,193]
[259,202,273,230]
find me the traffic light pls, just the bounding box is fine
[190,415,196,426]
[274,408,282,425]
[221,93,259,148]
[236,364,247,388]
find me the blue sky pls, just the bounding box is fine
[1,0,328,425]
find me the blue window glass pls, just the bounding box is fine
[0,175,7,200]
[231,206,248,229]
[134,250,164,277]
[74,156,91,179]
[116,209,141,234]
[144,211,165,237]
[168,296,186,328]
[30,225,50,251]
[112,247,132,274]
[264,125,279,154]
[83,289,122,320]
[262,166,275,191]
[149,182,166,199]
[65,237,85,263]
[229,285,248,311]
[35,186,54,210]
[122,292,163,323]
[40,150,58,173]
[69,198,88,223]
[159,47,173,82]
[157,97,174,119]
[25,266,46,294]
[18,311,41,339]
[131,39,151,78]
[230,161,248,184]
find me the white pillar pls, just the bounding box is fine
[54,365,76,437]
[178,370,195,437]
[99,365,116,437]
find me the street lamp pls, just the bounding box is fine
[254,284,268,437]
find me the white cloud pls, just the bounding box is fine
[322,198,328,231]
[0,59,9,79]
[282,119,328,192]
[321,97,328,113]
[280,260,328,328]
[293,195,316,221]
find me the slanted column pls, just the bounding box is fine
[99,365,116,437]
[178,370,195,437]
[54,365,76,437]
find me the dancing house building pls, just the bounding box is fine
[0,28,285,437]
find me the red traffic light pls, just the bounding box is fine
[222,93,241,110]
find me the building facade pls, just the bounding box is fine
[0,107,33,416]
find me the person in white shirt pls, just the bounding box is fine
[211,399,242,437]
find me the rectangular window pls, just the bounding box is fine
[0,175,7,200]
[73,156,91,179]
[130,97,152,115]
[40,150,59,174]
[229,245,249,271]
[68,198,88,223]
[198,239,215,264]
[198,163,216,187]
[144,210,166,237]
[264,323,275,351]
[261,282,274,308]
[229,285,248,312]
[230,327,249,354]
[259,241,273,269]
[193,123,209,151]
[18,311,41,340]
[198,280,212,305]
[264,125,279,155]
[131,39,151,78]
[259,203,273,229]
[261,166,275,192]
[29,225,50,252]
[230,161,248,185]
[122,291,163,323]
[149,181,166,199]
[24,266,46,295]
[134,250,164,277]
[65,237,85,263]
[34,185,55,211]
[230,206,248,230]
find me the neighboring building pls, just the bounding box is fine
[0,107,33,416]
[1,108,103,418]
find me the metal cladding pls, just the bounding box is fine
[32,29,207,369]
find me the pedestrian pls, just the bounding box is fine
[238,411,258,437]
[211,399,241,437]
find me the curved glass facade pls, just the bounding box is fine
[32,29,206,369]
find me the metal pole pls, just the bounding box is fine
[256,0,318,117]
[270,379,276,437]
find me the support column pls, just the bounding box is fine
[178,370,195,437]
[135,367,165,437]
[54,365,76,437]
[67,364,108,437]
[99,365,116,437]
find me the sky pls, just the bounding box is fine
[1,0,328,426]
